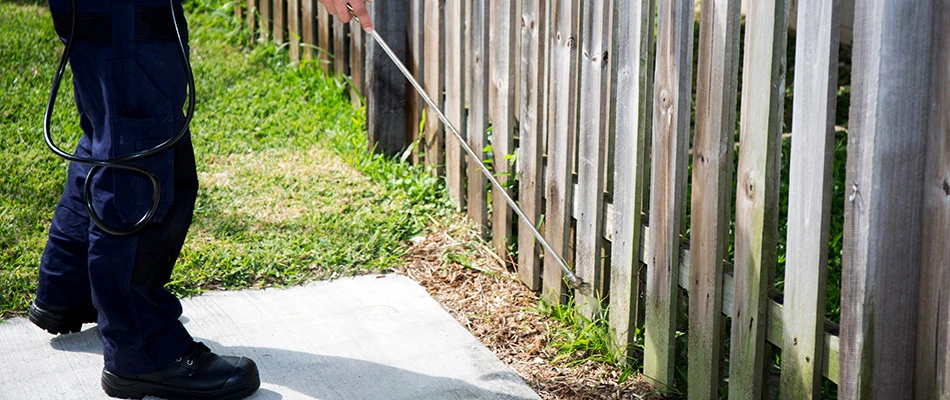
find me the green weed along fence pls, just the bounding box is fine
[240,0,950,399]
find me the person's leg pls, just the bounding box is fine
[30,41,101,334]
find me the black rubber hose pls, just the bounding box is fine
[43,0,196,235]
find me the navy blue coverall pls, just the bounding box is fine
[37,0,197,374]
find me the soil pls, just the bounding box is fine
[395,227,666,400]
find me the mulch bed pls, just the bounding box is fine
[395,228,664,400]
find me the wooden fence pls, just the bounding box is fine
[239,0,950,398]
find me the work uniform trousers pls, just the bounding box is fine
[37,0,197,374]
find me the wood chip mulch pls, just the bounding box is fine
[393,228,664,400]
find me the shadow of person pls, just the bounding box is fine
[45,332,536,399]
[201,340,537,400]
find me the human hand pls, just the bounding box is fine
[317,0,374,33]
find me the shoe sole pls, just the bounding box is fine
[101,364,261,400]
[28,302,96,335]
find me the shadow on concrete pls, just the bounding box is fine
[46,329,534,400]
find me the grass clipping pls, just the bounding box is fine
[396,221,661,400]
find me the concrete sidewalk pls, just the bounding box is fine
[0,274,540,400]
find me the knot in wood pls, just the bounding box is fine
[567,37,576,50]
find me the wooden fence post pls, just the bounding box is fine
[608,0,654,365]
[517,0,547,290]
[729,0,787,397]
[541,0,579,306]
[779,0,840,399]
[467,0,490,239]
[916,3,950,397]
[839,0,935,398]
[365,0,412,157]
[643,0,693,389]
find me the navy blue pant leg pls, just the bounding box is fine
[37,0,198,374]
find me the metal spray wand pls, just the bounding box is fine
[347,5,590,295]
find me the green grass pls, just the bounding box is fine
[0,0,450,318]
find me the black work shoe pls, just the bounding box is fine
[28,300,98,335]
[101,342,260,400]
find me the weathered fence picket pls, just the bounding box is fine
[317,4,330,70]
[916,3,950,398]
[607,0,654,365]
[300,0,314,60]
[780,0,840,398]
[541,0,579,306]
[423,0,444,173]
[516,0,546,290]
[643,0,693,389]
[466,0,490,239]
[287,0,299,62]
[444,0,466,209]
[488,0,517,260]
[840,0,937,397]
[688,0,740,397]
[240,0,950,395]
[273,0,284,43]
[574,0,611,319]
[408,0,424,164]
[259,0,270,41]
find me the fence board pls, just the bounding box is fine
[424,0,444,173]
[687,0,740,397]
[643,0,693,388]
[333,19,347,75]
[287,0,300,62]
[443,0,465,209]
[541,0,580,305]
[301,0,315,60]
[574,0,612,318]
[365,0,411,157]
[840,0,934,398]
[917,5,950,397]
[408,0,424,164]
[779,1,840,398]
[608,0,654,363]
[467,0,490,239]
[729,0,787,397]
[517,0,546,290]
[489,0,516,260]
[317,4,331,71]
[246,0,257,35]
[260,0,271,41]
[349,22,364,107]
[273,0,285,43]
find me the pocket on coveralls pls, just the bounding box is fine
[108,59,176,224]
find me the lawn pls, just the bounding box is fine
[0,0,449,319]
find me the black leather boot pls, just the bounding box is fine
[28,300,98,335]
[101,342,260,400]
